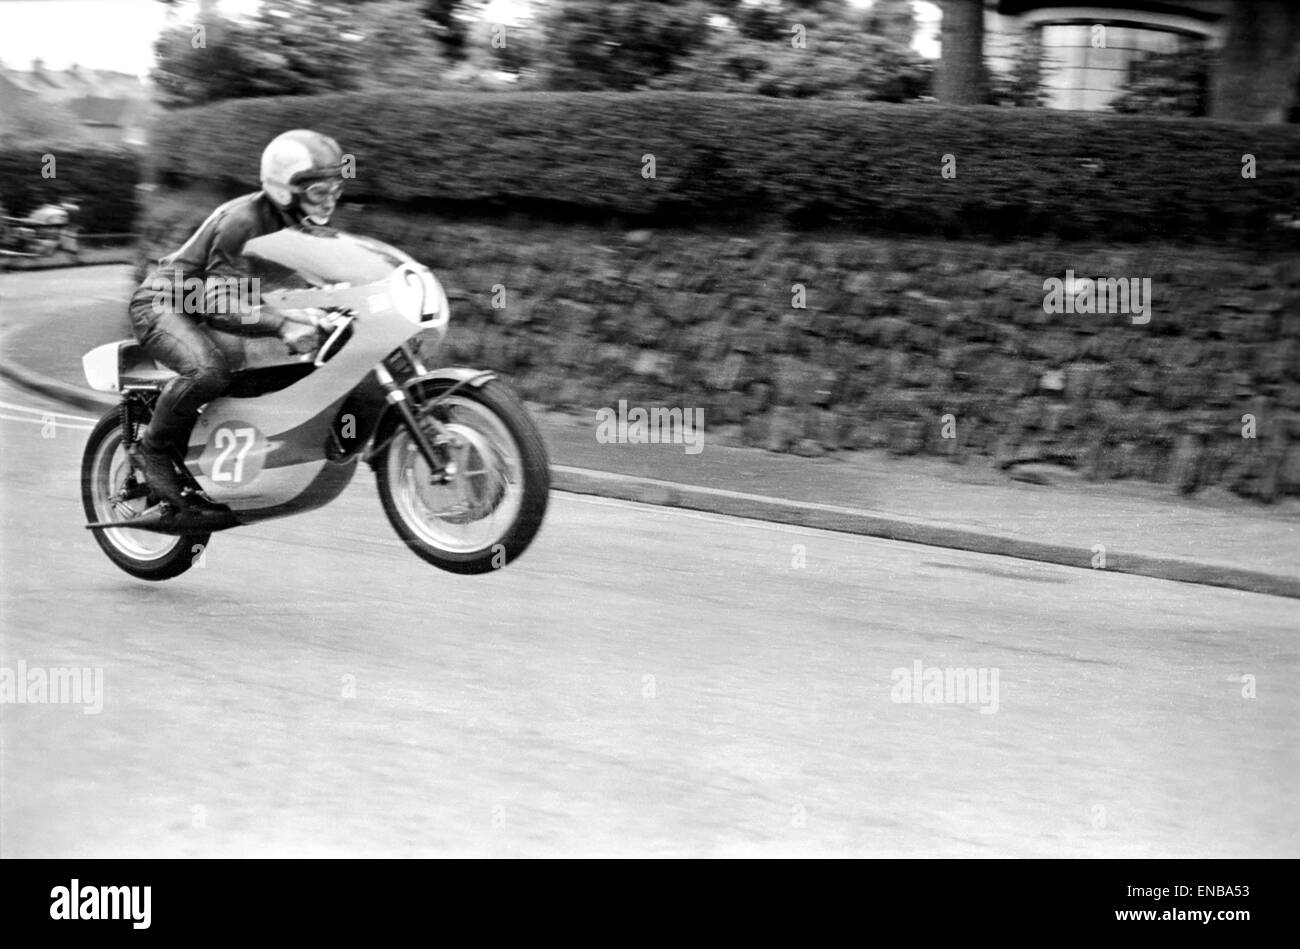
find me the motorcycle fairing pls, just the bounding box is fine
[174,229,447,520]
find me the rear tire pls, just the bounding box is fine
[375,379,549,574]
[81,409,209,581]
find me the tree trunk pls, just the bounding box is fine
[936,0,988,104]
[1210,1,1300,123]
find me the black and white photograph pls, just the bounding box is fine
[0,0,1296,904]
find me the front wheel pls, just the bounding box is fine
[81,408,209,581]
[375,379,550,574]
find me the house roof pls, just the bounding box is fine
[0,62,147,141]
[0,66,40,95]
[68,95,134,127]
[0,63,145,99]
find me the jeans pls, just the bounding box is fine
[127,283,231,455]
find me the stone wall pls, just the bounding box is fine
[378,215,1299,500]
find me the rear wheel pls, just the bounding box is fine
[81,409,209,581]
[375,379,549,574]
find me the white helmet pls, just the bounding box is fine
[260,129,346,225]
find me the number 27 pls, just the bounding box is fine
[212,427,256,483]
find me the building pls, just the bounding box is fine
[0,59,150,146]
[66,95,149,148]
[985,1,1229,112]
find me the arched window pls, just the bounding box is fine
[1037,20,1207,110]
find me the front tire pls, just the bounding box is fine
[81,409,209,581]
[375,379,549,574]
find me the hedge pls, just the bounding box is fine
[151,92,1300,243]
[0,147,141,235]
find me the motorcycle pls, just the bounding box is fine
[80,226,550,581]
[1,201,80,259]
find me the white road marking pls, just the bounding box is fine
[0,413,93,430]
[0,400,97,422]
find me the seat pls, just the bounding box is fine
[118,342,175,388]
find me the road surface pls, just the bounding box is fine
[0,375,1295,858]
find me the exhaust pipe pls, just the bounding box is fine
[86,507,239,534]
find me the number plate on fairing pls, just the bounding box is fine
[197,421,267,486]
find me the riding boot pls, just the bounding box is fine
[131,377,200,508]
[128,434,190,509]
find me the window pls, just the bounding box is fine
[1037,21,1205,111]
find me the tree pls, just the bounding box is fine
[649,8,931,102]
[861,0,918,48]
[1111,47,1209,117]
[0,95,92,146]
[1210,1,1300,123]
[727,0,786,41]
[350,0,452,90]
[935,0,986,104]
[419,0,474,61]
[152,1,358,106]
[536,0,716,92]
[988,36,1044,108]
[151,0,448,107]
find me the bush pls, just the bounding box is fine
[1111,48,1211,118]
[150,91,1300,243]
[0,146,141,234]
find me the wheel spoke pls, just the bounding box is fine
[387,395,524,554]
[93,429,182,561]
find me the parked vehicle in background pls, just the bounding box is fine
[0,200,80,261]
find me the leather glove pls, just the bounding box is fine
[281,318,322,354]
[277,306,329,328]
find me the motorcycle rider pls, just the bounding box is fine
[126,129,347,510]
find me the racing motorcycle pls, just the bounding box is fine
[1,200,79,259]
[80,227,550,581]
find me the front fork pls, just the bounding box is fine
[374,345,458,482]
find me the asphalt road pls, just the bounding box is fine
[0,375,1296,857]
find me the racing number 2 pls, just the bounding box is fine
[212,426,257,483]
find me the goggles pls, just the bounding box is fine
[294,179,344,203]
